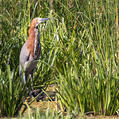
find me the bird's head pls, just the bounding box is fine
[30,17,50,28]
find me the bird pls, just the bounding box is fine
[19,18,49,94]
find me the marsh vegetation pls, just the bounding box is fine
[0,0,119,118]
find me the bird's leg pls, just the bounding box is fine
[29,73,34,97]
[30,73,34,91]
[23,74,27,84]
[24,74,30,96]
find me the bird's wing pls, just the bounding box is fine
[19,41,39,74]
[19,42,31,67]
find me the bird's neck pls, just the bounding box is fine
[27,27,40,57]
[34,27,40,58]
[34,27,40,42]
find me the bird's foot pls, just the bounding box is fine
[29,89,46,102]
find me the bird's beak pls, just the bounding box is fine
[38,18,50,24]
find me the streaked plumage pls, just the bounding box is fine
[19,18,49,85]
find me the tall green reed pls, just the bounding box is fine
[0,65,31,117]
[55,0,119,115]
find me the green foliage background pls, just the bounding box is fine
[0,0,119,117]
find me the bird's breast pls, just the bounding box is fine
[33,28,41,60]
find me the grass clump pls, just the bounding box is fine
[0,65,30,117]
[56,0,119,116]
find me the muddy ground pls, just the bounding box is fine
[19,85,119,119]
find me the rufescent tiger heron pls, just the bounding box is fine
[19,18,49,97]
